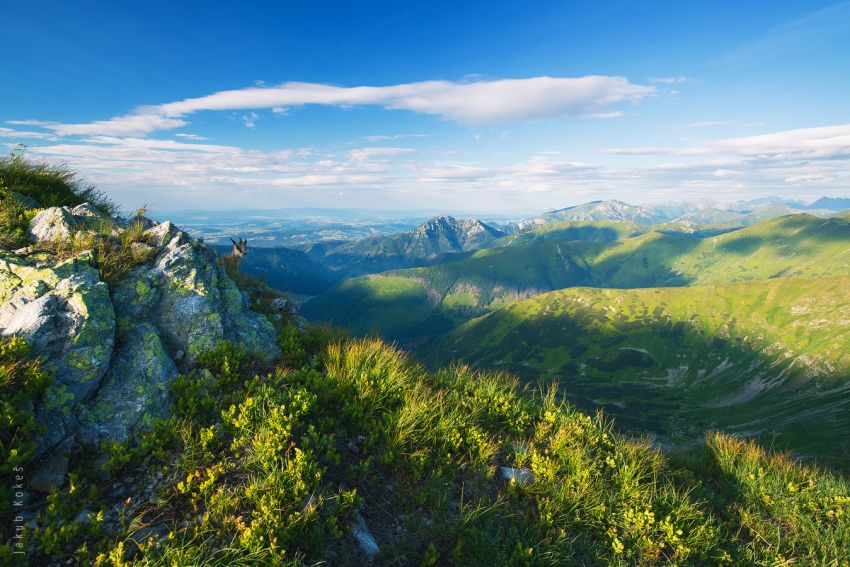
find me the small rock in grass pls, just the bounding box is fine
[500,466,534,485]
[74,509,93,524]
[29,438,73,492]
[71,202,108,221]
[128,215,157,231]
[354,514,380,558]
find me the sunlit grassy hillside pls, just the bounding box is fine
[5,335,850,565]
[424,275,850,465]
[303,214,850,340]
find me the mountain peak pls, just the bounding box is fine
[542,199,663,224]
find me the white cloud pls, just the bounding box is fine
[242,112,259,129]
[7,119,58,126]
[362,133,427,142]
[0,127,57,140]
[49,111,188,137]
[348,147,415,161]
[605,123,850,160]
[175,133,208,141]
[648,76,689,84]
[80,136,241,153]
[21,133,849,211]
[587,111,623,119]
[27,76,653,137]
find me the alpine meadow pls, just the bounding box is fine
[2,2,850,566]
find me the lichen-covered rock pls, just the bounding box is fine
[29,437,74,492]
[143,221,177,249]
[114,229,279,365]
[0,250,115,402]
[78,324,179,446]
[130,242,156,257]
[1,215,278,462]
[27,206,77,242]
[71,202,108,223]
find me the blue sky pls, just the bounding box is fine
[1,1,849,212]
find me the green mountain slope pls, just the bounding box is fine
[424,276,850,464]
[303,214,850,339]
[492,219,646,246]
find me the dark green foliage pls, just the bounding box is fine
[0,337,52,474]
[0,193,37,248]
[428,276,850,466]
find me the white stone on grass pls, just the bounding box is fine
[354,514,380,557]
[500,466,534,485]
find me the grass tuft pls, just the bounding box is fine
[0,152,118,216]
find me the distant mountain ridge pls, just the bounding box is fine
[305,214,504,276]
[504,197,847,233]
[203,197,850,297]
[806,196,850,211]
[302,213,850,340]
[542,199,667,224]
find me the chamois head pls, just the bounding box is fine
[229,237,248,258]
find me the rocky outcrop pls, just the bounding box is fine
[1,205,280,488]
[112,222,279,364]
[0,250,115,402]
[70,202,108,222]
[77,324,179,447]
[27,206,77,241]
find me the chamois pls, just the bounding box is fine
[222,237,248,266]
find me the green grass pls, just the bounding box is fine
[40,216,158,287]
[302,275,436,339]
[0,194,38,248]
[0,152,117,216]
[424,276,850,466]
[304,213,850,341]
[493,220,646,247]
[6,335,850,565]
[0,153,152,286]
[4,161,849,564]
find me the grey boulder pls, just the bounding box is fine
[27,206,77,242]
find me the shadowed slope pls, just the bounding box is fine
[304,214,850,340]
[424,276,850,465]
